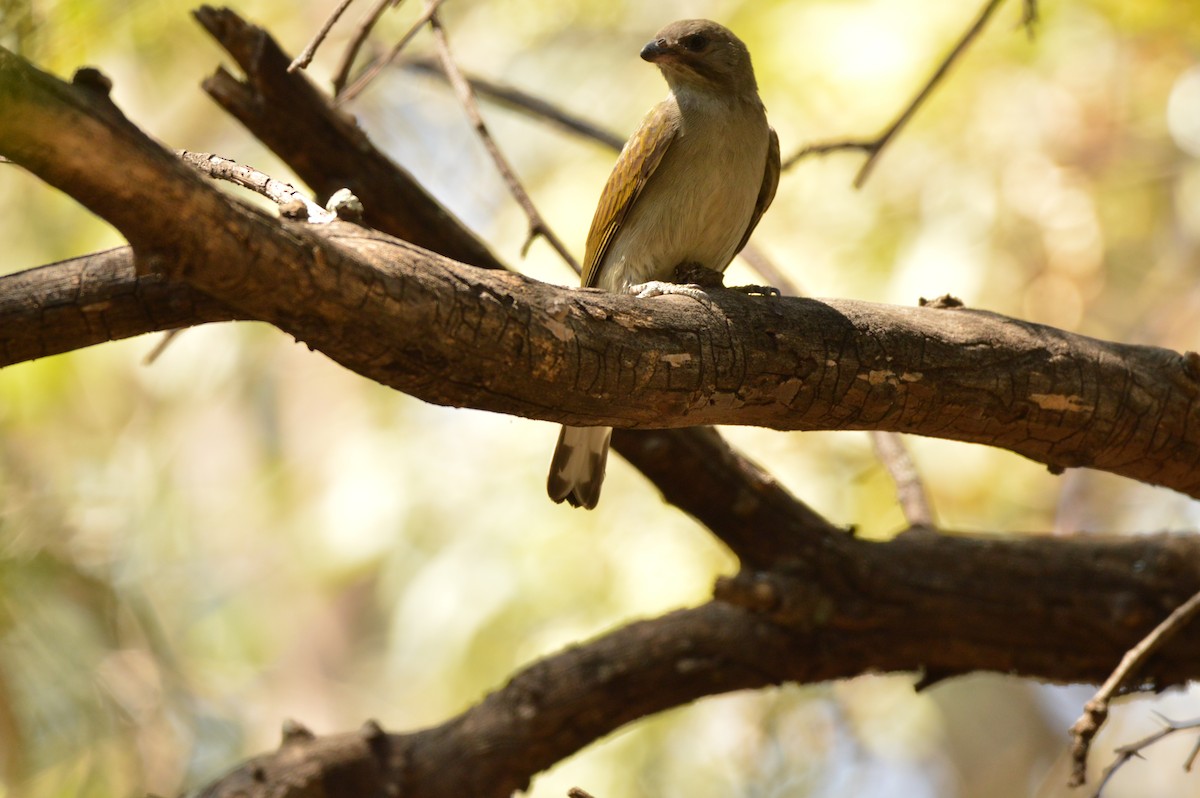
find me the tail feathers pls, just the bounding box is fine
[547,426,613,510]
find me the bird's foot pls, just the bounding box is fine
[627,280,708,300]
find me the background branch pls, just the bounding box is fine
[1070,587,1200,787]
[783,0,1012,185]
[336,0,448,103]
[332,0,400,95]
[1090,715,1200,798]
[287,0,355,72]
[423,2,580,269]
[195,528,1200,798]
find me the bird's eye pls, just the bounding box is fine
[680,33,708,52]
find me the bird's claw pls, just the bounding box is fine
[627,281,709,300]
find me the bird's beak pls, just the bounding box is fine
[640,39,673,64]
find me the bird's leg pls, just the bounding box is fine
[673,262,726,288]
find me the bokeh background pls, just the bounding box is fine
[2,1,1200,796]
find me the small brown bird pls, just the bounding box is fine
[547,19,780,509]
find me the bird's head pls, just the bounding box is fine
[640,19,758,98]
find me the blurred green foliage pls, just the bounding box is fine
[2,1,1200,797]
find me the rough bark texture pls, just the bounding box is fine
[4,222,1198,499]
[2,10,1199,798]
[194,530,1200,798]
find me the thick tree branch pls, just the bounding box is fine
[0,248,235,364]
[195,529,1200,798]
[5,233,1199,501]
[2,45,1199,500]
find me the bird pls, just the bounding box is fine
[546,18,780,510]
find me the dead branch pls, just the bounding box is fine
[192,528,1200,798]
[401,54,626,150]
[871,431,935,527]
[194,6,504,272]
[332,0,400,95]
[1070,587,1200,788]
[288,0,357,72]
[336,0,449,103]
[783,0,1013,186]
[179,150,335,221]
[1089,715,1200,797]
[423,1,579,269]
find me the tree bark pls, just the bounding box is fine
[194,529,1200,798]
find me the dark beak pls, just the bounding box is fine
[640,39,671,63]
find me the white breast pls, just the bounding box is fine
[598,93,769,292]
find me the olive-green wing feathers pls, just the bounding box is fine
[735,126,780,256]
[580,101,679,288]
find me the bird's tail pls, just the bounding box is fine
[547,425,613,510]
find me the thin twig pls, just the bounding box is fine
[1089,715,1200,797]
[423,2,580,271]
[1069,588,1200,789]
[178,150,336,222]
[567,789,597,798]
[401,56,626,150]
[332,0,402,96]
[155,151,341,365]
[781,138,876,170]
[143,328,184,366]
[1021,0,1039,36]
[871,431,935,527]
[288,0,358,73]
[337,0,449,105]
[783,0,1009,187]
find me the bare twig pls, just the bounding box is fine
[178,150,335,222]
[567,789,597,798]
[1021,0,1039,35]
[871,431,935,527]
[332,0,401,96]
[783,0,1009,187]
[288,0,358,73]
[423,2,580,271]
[142,328,184,365]
[153,151,341,365]
[401,56,626,151]
[1069,588,1200,788]
[337,0,449,104]
[781,138,877,170]
[1089,715,1200,797]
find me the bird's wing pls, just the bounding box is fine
[580,100,679,288]
[734,126,781,256]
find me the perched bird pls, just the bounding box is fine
[547,18,780,509]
